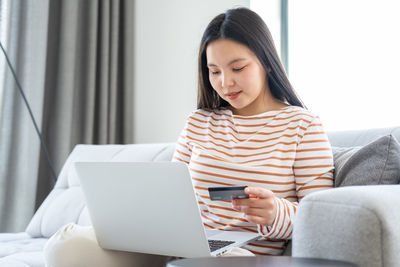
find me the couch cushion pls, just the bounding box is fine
[332,134,400,187]
[0,251,45,267]
[327,126,400,147]
[0,258,32,267]
[0,232,47,267]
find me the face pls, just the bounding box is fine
[206,39,271,116]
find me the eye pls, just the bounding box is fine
[233,66,245,72]
[209,70,220,75]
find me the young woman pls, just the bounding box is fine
[171,7,334,256]
[44,7,334,266]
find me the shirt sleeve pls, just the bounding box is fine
[258,115,334,240]
[171,114,193,164]
[293,116,334,199]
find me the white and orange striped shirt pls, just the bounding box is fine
[172,105,334,255]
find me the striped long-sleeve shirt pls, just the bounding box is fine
[172,105,334,255]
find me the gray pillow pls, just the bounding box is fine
[332,134,400,187]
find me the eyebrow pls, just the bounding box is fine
[207,58,246,67]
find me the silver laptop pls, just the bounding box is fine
[74,161,260,257]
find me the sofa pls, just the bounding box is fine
[1,127,399,267]
[292,126,400,267]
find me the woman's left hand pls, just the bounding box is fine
[232,187,277,226]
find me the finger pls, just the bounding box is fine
[241,206,275,219]
[232,198,263,208]
[245,187,274,199]
[244,214,269,226]
[233,196,275,209]
[245,210,276,226]
[233,206,261,216]
[232,198,260,209]
[232,204,266,215]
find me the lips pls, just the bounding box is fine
[225,91,242,100]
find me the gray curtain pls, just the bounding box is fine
[0,0,134,232]
[0,0,50,233]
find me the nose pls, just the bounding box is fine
[221,73,234,89]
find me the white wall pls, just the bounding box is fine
[133,0,249,144]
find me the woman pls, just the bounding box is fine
[44,7,334,266]
[172,7,334,256]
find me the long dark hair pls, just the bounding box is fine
[197,7,306,110]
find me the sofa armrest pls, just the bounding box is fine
[292,185,400,267]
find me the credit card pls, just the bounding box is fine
[208,186,249,201]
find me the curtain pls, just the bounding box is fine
[0,0,133,232]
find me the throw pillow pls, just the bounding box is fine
[332,134,400,187]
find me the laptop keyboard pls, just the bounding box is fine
[208,240,235,252]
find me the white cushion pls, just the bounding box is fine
[0,251,45,267]
[0,232,47,267]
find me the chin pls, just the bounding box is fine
[229,103,247,111]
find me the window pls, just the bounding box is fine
[250,0,282,57]
[253,0,400,131]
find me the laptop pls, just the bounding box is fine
[74,161,260,258]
